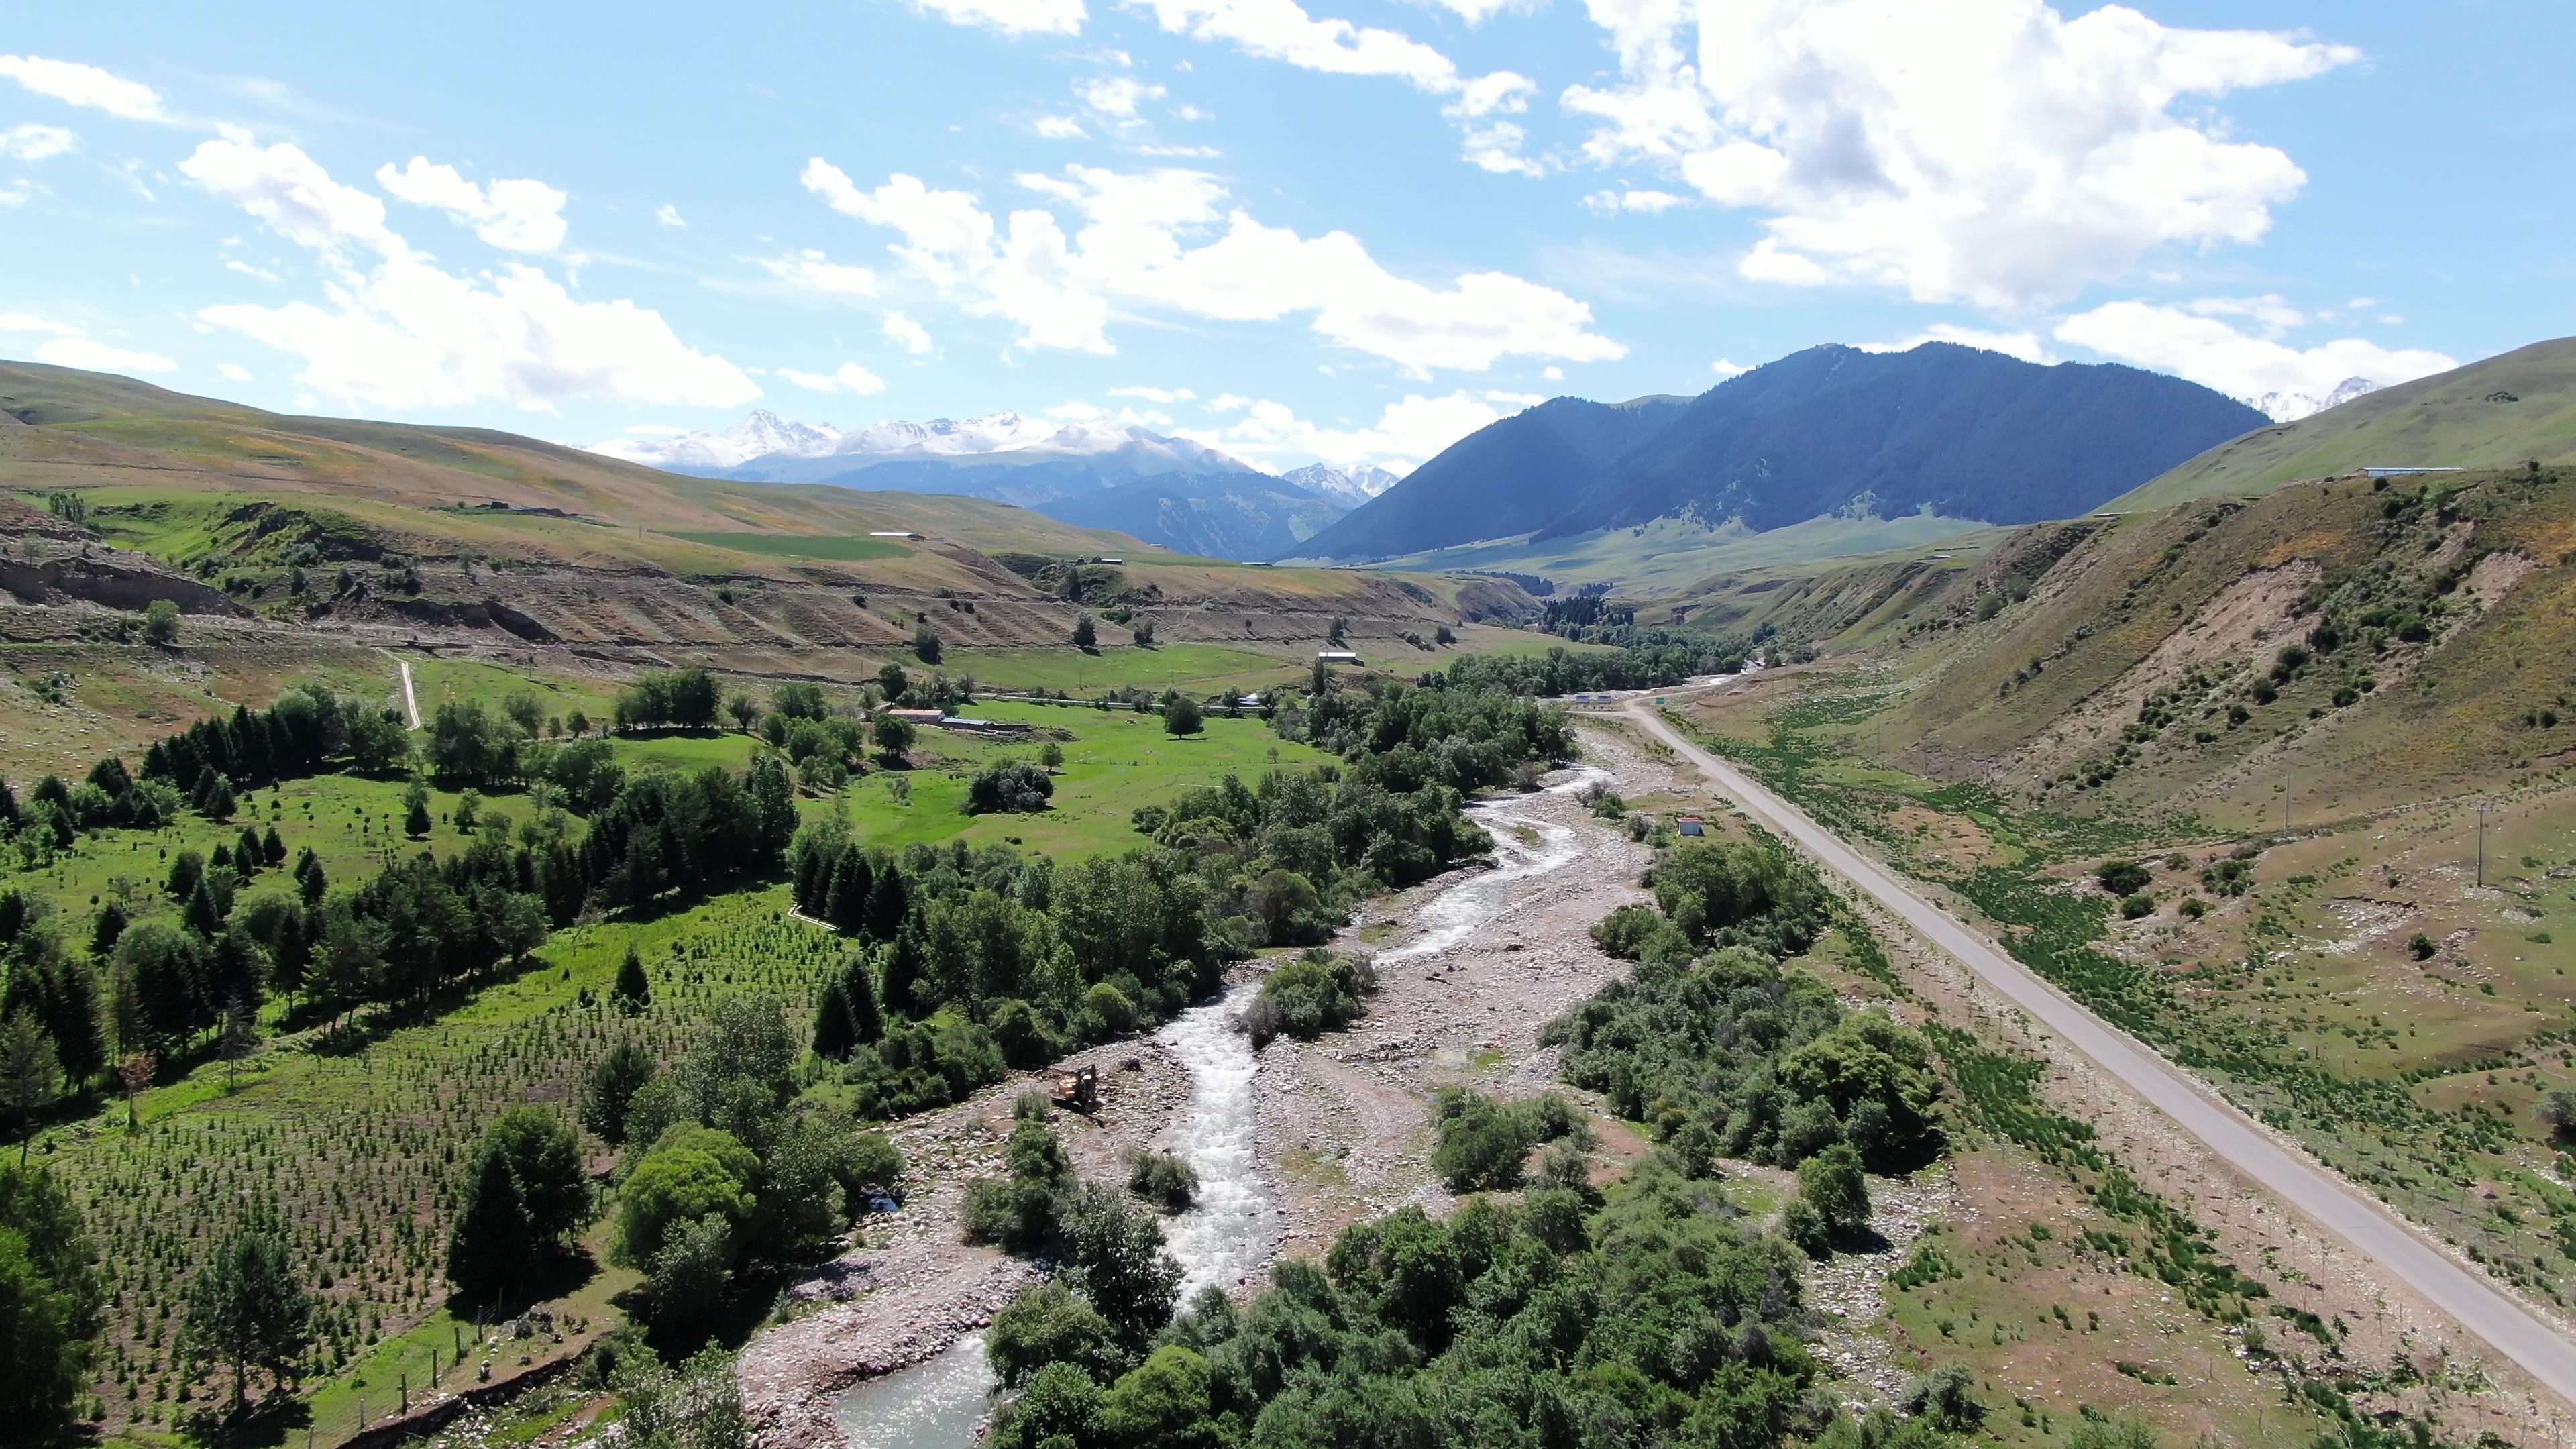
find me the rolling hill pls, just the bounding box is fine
[1297,344,2264,569]
[2111,337,2576,513]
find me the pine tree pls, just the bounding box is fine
[843,950,883,1046]
[199,771,237,822]
[234,827,265,876]
[825,847,871,932]
[447,1144,533,1303]
[32,955,103,1089]
[1,1010,59,1166]
[579,1038,657,1145]
[882,919,926,1017]
[181,1223,313,1414]
[811,975,858,1062]
[90,900,128,957]
[166,849,205,902]
[260,825,286,867]
[863,865,910,942]
[403,783,433,839]
[184,879,227,938]
[612,945,651,1014]
[293,848,326,907]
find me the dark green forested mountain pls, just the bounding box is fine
[1301,344,2265,559]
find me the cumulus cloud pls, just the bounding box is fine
[1178,390,1511,471]
[777,362,887,394]
[217,362,252,382]
[36,337,176,373]
[1709,358,1749,378]
[882,311,934,354]
[758,248,879,297]
[1080,76,1166,117]
[802,158,1621,374]
[655,203,686,227]
[1110,385,1195,402]
[911,0,1087,35]
[1127,0,1537,170]
[1564,0,2357,307]
[1033,114,1090,139]
[183,137,755,412]
[2055,299,2455,407]
[1860,323,2053,364]
[0,123,76,161]
[1584,187,1684,215]
[0,55,166,121]
[0,311,79,335]
[376,156,569,253]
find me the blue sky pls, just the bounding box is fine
[1,0,2567,472]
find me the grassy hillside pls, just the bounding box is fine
[2115,337,2576,511]
[1319,509,1992,594]
[1,359,1548,769]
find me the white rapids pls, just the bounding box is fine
[1377,763,1609,967]
[1152,985,1276,1301]
[828,1330,997,1449]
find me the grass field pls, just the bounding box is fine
[659,531,912,562]
[956,642,1304,696]
[1344,511,1991,594]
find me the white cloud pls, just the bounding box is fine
[1860,323,2053,364]
[1565,0,2358,307]
[777,362,887,394]
[882,311,934,354]
[1585,187,1685,215]
[0,55,166,121]
[180,136,400,256]
[1208,392,1249,411]
[185,138,755,412]
[2055,300,2456,405]
[1709,357,1749,378]
[223,258,280,282]
[804,158,1621,374]
[621,423,690,435]
[1110,384,1195,402]
[1429,0,1534,23]
[36,337,176,373]
[1128,0,1462,89]
[1034,115,1090,139]
[0,311,79,335]
[655,203,686,228]
[0,123,76,161]
[217,362,253,382]
[757,248,879,297]
[1179,390,1506,471]
[376,156,569,254]
[1079,76,1165,117]
[911,0,1087,35]
[1542,366,1562,381]
[0,180,28,206]
[1460,121,1543,176]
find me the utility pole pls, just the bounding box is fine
[2477,800,2490,888]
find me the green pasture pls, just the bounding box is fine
[659,530,912,562]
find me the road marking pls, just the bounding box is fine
[1619,698,2576,1408]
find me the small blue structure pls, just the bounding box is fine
[1678,816,1704,837]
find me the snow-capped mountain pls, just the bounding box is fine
[2242,376,2379,424]
[588,409,1246,480]
[1282,462,1402,505]
[592,410,845,471]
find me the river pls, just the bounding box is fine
[826,767,1605,1448]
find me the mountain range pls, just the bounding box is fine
[589,409,1403,559]
[1296,344,2269,563]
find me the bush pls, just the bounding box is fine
[965,760,1055,814]
[1794,1141,1870,1250]
[2408,933,2437,961]
[1128,1152,1198,1212]
[1162,695,1203,737]
[988,1280,1116,1388]
[2118,893,2154,919]
[2095,859,2151,896]
[2177,897,2206,920]
[1430,1089,1584,1193]
[144,598,181,645]
[1246,949,1374,1044]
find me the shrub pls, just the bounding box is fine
[1795,1141,1870,1250]
[1246,949,1374,1044]
[1128,1152,1198,1212]
[2541,1091,2576,1146]
[1162,695,1203,737]
[1430,1089,1584,1193]
[966,760,1055,814]
[2118,894,2154,920]
[2095,859,2151,896]
[2177,898,2206,920]
[989,1281,1116,1389]
[144,598,181,645]
[2408,933,2437,961]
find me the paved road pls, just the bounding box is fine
[1618,698,2576,1408]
